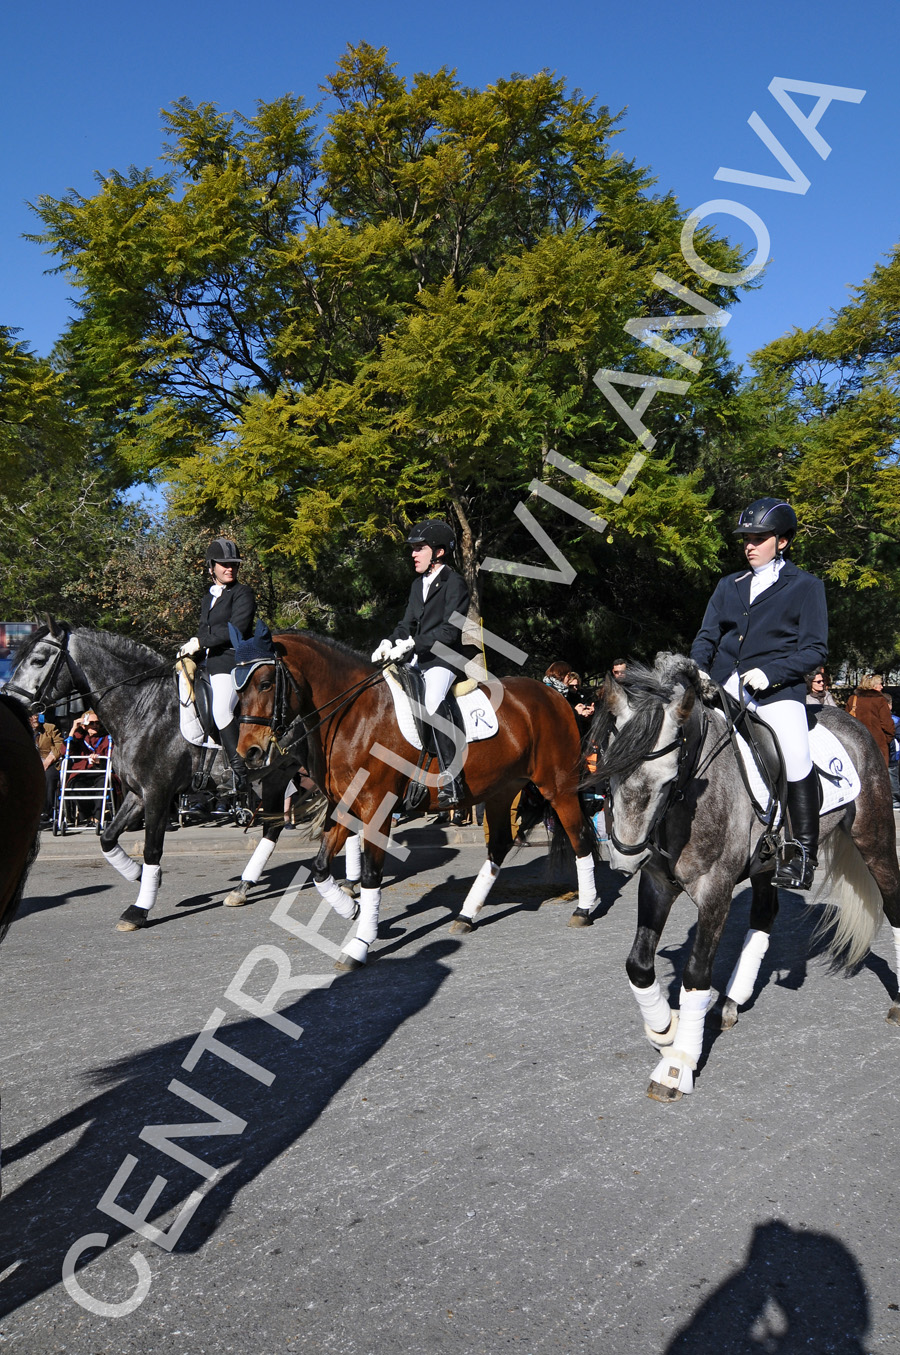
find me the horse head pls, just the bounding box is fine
[5,620,77,711]
[592,654,700,872]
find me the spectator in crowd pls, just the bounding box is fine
[846,675,894,766]
[805,666,838,707]
[611,658,627,682]
[889,697,900,812]
[564,670,596,732]
[66,710,112,824]
[30,711,63,827]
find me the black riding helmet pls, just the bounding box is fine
[406,519,456,555]
[733,498,797,539]
[205,537,243,566]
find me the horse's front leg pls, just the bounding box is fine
[713,873,779,1031]
[115,790,170,932]
[646,868,735,1101]
[336,835,386,972]
[311,817,358,925]
[100,790,145,884]
[626,866,681,1057]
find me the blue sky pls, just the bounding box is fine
[1,0,897,370]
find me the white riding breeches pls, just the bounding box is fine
[211,671,238,731]
[422,665,456,716]
[724,675,812,781]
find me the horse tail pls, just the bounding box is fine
[813,825,883,971]
[0,828,41,946]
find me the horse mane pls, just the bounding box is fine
[278,629,374,669]
[15,622,164,667]
[590,653,701,781]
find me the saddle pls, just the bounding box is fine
[175,657,218,746]
[386,662,467,755]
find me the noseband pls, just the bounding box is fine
[237,656,303,753]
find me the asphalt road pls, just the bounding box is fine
[0,818,898,1354]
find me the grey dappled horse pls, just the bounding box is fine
[7,622,295,929]
[587,653,900,1101]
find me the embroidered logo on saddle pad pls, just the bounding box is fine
[383,667,499,750]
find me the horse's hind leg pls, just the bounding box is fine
[713,874,779,1031]
[848,800,900,1024]
[449,791,514,934]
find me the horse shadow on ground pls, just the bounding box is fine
[15,882,114,921]
[0,939,460,1319]
[664,1218,869,1353]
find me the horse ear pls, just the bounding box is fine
[45,615,61,637]
[604,674,628,719]
[675,684,696,725]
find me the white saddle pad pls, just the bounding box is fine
[177,667,217,749]
[383,670,499,750]
[736,721,861,823]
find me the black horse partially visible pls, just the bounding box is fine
[7,621,295,930]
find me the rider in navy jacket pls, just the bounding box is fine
[690,498,827,891]
[372,519,472,808]
[691,560,827,706]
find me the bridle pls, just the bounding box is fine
[608,703,708,865]
[237,655,386,760]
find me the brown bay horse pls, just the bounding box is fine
[236,632,598,969]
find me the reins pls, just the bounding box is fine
[7,631,171,714]
[238,655,387,759]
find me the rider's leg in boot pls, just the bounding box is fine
[219,719,249,793]
[432,708,465,809]
[775,769,819,890]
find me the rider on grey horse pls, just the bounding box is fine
[178,537,256,790]
[371,519,471,809]
[690,497,828,890]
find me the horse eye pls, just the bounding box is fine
[258,679,274,692]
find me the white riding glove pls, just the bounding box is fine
[177,637,202,658]
[387,637,416,662]
[371,639,392,663]
[741,668,769,692]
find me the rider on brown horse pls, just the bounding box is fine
[371,520,471,809]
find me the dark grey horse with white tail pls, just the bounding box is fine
[6,622,297,929]
[586,653,900,1101]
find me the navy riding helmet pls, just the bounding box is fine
[406,519,456,554]
[205,536,243,566]
[734,498,798,539]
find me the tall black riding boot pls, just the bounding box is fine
[774,769,820,890]
[432,705,466,809]
[219,720,249,792]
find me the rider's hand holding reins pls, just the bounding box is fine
[371,639,392,663]
[387,637,415,662]
[741,668,769,692]
[177,637,202,658]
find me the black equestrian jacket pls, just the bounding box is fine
[389,566,472,669]
[198,582,256,676]
[690,560,827,707]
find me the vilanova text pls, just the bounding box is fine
[62,75,864,1318]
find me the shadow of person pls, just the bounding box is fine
[665,1218,869,1353]
[0,939,460,1318]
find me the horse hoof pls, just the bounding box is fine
[224,885,250,907]
[334,953,365,972]
[712,996,740,1031]
[886,1002,900,1027]
[567,908,594,928]
[340,880,361,899]
[449,917,474,935]
[116,905,148,932]
[647,1080,683,1103]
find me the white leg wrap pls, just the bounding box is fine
[102,845,143,883]
[314,874,357,920]
[460,860,500,920]
[725,928,771,1007]
[344,833,362,884]
[891,927,900,986]
[134,863,162,912]
[341,888,380,965]
[243,836,277,885]
[650,987,711,1095]
[629,978,676,1045]
[575,854,597,911]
